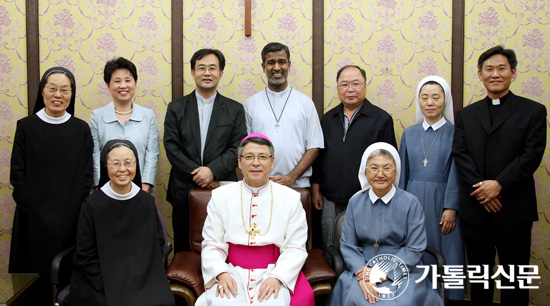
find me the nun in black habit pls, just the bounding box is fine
[69,139,174,306]
[9,67,93,304]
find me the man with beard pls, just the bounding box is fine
[244,42,323,189]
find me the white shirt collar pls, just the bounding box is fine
[36,108,71,124]
[242,179,270,196]
[422,117,446,131]
[100,182,140,200]
[265,85,291,100]
[368,185,396,205]
[195,91,216,104]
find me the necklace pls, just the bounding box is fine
[265,87,292,132]
[240,182,274,239]
[421,126,442,167]
[372,199,391,251]
[115,108,133,115]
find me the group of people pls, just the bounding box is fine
[8,42,546,306]
[9,59,173,305]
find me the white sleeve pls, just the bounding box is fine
[244,98,253,134]
[270,192,308,292]
[304,98,324,150]
[201,191,230,287]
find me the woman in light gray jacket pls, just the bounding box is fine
[90,57,159,192]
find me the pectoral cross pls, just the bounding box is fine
[423,159,428,167]
[373,243,379,251]
[275,122,280,132]
[246,222,260,239]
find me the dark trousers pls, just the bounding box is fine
[311,202,323,249]
[462,219,533,306]
[171,198,191,253]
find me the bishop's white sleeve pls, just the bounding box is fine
[269,193,308,292]
[201,193,230,288]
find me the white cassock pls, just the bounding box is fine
[244,87,324,188]
[196,181,308,306]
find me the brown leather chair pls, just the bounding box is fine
[166,187,336,305]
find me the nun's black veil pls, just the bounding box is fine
[32,67,77,115]
[98,139,142,188]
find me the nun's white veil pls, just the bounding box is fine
[355,142,400,197]
[415,76,454,124]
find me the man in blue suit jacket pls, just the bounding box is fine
[453,46,546,306]
[164,49,247,252]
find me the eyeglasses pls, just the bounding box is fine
[240,154,272,161]
[45,86,72,96]
[107,160,136,170]
[367,166,395,175]
[337,82,365,90]
[195,66,219,73]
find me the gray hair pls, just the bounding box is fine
[367,149,396,165]
[237,137,275,157]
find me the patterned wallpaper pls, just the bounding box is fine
[0,0,549,304]
[181,0,313,101]
[0,0,27,272]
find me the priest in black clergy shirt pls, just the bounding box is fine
[164,48,247,252]
[453,45,546,306]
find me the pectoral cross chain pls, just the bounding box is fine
[246,222,260,239]
[265,87,293,134]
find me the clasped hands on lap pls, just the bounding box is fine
[355,267,388,304]
[216,272,282,302]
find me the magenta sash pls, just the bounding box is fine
[227,243,314,306]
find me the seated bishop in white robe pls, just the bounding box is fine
[196,180,312,306]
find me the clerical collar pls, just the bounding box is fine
[266,85,291,100]
[487,91,510,106]
[36,108,71,124]
[422,117,446,131]
[101,181,140,200]
[242,179,270,197]
[195,91,217,104]
[368,185,396,205]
